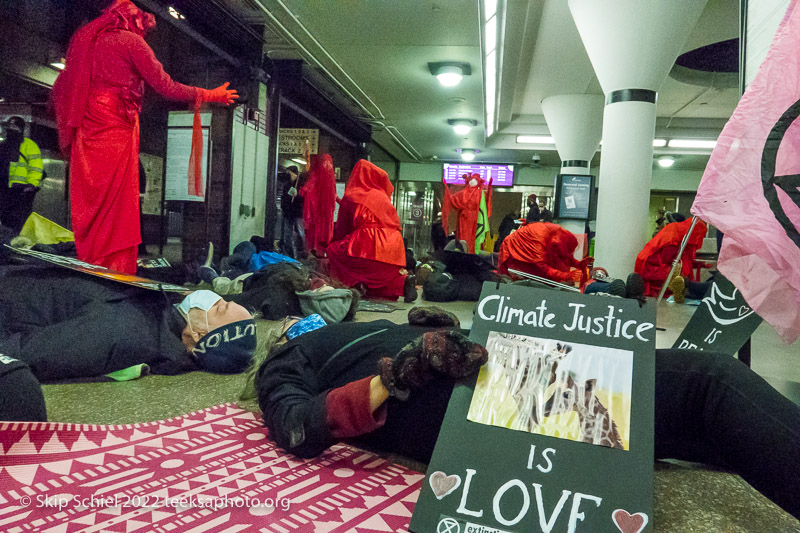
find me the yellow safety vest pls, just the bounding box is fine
[8,138,43,187]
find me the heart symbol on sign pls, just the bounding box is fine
[612,509,649,533]
[738,305,750,316]
[428,471,461,500]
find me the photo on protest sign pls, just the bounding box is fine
[468,332,633,450]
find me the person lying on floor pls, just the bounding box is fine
[0,265,256,383]
[254,309,800,520]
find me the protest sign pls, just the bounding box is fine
[672,273,762,354]
[411,283,656,533]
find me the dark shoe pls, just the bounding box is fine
[354,282,368,297]
[403,275,418,303]
[608,279,627,298]
[625,273,645,300]
[198,265,219,284]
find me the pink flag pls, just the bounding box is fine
[692,0,800,344]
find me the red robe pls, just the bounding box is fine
[327,160,406,300]
[302,153,338,256]
[635,218,708,296]
[53,2,201,274]
[442,174,492,253]
[498,222,580,282]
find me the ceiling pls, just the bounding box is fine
[214,0,740,171]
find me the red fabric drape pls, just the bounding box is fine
[635,218,708,296]
[441,173,489,253]
[53,0,203,274]
[302,154,338,256]
[497,222,580,282]
[327,160,406,298]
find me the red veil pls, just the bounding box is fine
[342,160,400,229]
[302,154,338,255]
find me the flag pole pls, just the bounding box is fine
[508,269,581,292]
[656,216,699,304]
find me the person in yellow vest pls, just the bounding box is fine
[0,116,43,232]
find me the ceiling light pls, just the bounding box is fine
[668,139,717,149]
[448,119,477,135]
[484,0,497,19]
[429,62,471,88]
[168,6,186,20]
[657,156,676,168]
[291,157,306,165]
[436,66,463,87]
[516,135,555,145]
[653,139,667,147]
[460,149,476,162]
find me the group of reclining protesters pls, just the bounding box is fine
[1,167,797,522]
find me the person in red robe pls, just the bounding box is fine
[635,217,708,297]
[442,173,492,253]
[327,160,415,302]
[52,0,237,274]
[498,222,587,284]
[302,153,338,257]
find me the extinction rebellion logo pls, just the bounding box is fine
[763,100,800,249]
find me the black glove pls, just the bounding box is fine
[378,330,488,401]
[407,306,460,328]
[10,183,37,193]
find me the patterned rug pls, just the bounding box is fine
[0,404,423,532]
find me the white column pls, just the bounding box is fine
[568,0,708,278]
[541,94,604,255]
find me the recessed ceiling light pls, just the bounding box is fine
[668,139,717,149]
[657,156,676,168]
[460,149,476,162]
[516,135,555,145]
[429,62,471,88]
[448,119,477,135]
[653,139,667,147]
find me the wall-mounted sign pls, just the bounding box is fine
[555,174,594,220]
[278,128,319,155]
[411,283,656,533]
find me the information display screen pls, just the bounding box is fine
[443,163,514,186]
[555,174,594,220]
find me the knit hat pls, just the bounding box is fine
[192,319,257,373]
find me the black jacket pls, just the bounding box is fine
[0,266,197,382]
[255,320,454,460]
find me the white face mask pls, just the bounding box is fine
[469,178,478,187]
[177,290,222,334]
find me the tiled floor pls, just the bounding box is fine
[40,287,800,532]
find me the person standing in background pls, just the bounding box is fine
[52,0,237,274]
[538,198,553,223]
[525,193,541,223]
[0,116,43,232]
[279,165,305,258]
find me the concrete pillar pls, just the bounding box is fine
[568,0,708,277]
[541,94,604,254]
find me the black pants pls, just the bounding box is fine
[0,186,37,233]
[356,350,800,519]
[0,357,46,422]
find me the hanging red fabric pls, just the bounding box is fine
[188,97,204,197]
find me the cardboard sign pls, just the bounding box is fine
[410,283,656,533]
[278,128,319,155]
[672,273,762,354]
[6,246,188,293]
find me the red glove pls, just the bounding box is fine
[201,82,238,105]
[578,257,594,271]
